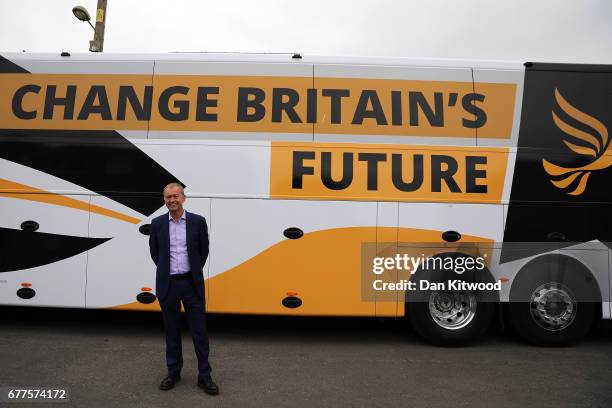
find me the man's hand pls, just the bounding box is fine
[199,218,209,268]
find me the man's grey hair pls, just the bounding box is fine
[163,182,185,195]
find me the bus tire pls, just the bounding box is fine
[505,254,599,346]
[405,252,497,346]
[406,292,494,347]
[504,301,595,346]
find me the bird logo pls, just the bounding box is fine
[542,88,611,196]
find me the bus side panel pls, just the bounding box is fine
[85,196,174,309]
[472,67,524,149]
[397,202,504,316]
[207,198,377,316]
[0,194,90,307]
[136,140,271,200]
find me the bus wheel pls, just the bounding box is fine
[406,290,494,346]
[504,254,599,346]
[504,282,595,346]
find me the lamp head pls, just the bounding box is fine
[72,5,91,22]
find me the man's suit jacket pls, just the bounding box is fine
[149,211,209,302]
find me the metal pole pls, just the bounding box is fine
[90,0,107,52]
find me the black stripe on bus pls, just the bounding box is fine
[0,129,183,216]
[502,62,612,263]
[0,227,109,272]
[0,55,30,74]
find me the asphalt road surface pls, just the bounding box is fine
[1,306,611,408]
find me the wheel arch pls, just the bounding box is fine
[509,253,602,304]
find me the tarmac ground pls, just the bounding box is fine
[1,306,611,408]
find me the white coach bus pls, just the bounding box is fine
[0,52,610,346]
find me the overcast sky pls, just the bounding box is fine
[0,0,611,63]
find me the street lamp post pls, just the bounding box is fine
[72,0,108,52]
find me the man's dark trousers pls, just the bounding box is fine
[161,274,211,379]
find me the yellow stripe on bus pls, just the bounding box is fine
[110,226,493,316]
[0,178,141,224]
[0,73,515,139]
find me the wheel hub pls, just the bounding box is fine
[529,283,576,331]
[429,291,477,330]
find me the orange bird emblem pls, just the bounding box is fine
[542,88,611,196]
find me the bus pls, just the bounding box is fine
[0,52,610,346]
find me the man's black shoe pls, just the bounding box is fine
[197,376,219,395]
[159,374,180,391]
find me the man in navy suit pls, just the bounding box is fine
[149,182,219,395]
